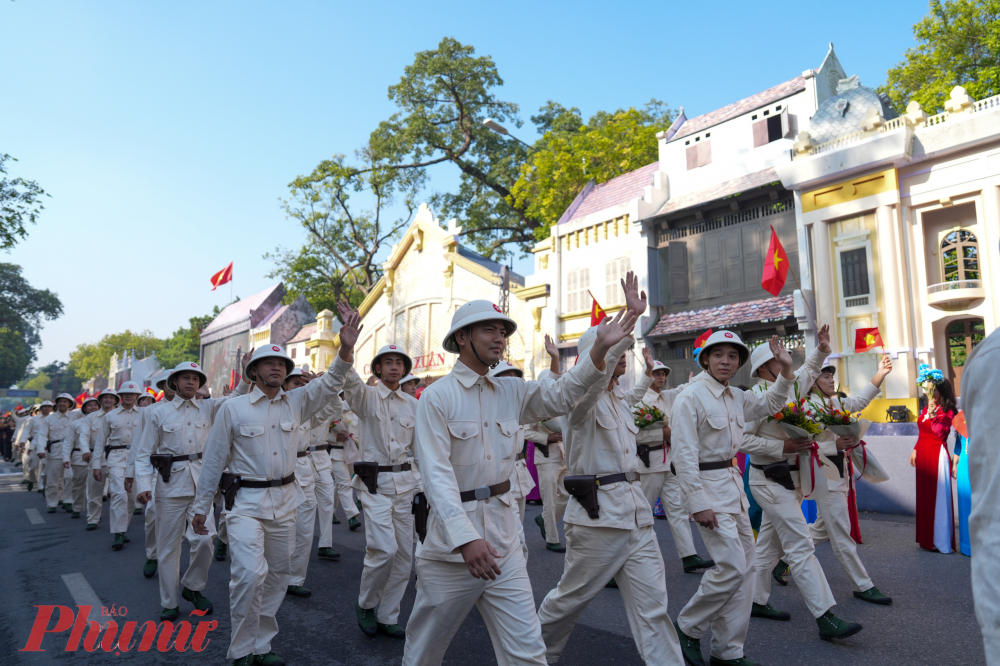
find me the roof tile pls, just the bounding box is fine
[670,76,806,142]
[649,294,795,337]
[565,162,659,224]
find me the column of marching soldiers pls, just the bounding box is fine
[7,271,900,666]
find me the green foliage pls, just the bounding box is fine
[879,0,1000,113]
[266,244,366,312]
[22,371,49,391]
[0,154,49,250]
[0,263,63,386]
[35,361,83,396]
[512,100,674,238]
[158,308,220,369]
[67,330,163,382]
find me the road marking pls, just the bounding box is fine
[61,573,105,624]
[25,508,45,524]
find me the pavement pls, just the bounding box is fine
[0,461,985,665]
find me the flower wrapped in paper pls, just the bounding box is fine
[633,402,666,430]
[812,399,864,439]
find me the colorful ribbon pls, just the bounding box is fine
[847,440,868,479]
[803,441,822,498]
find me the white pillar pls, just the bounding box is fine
[875,204,912,399]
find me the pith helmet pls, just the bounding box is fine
[749,343,775,378]
[651,360,671,377]
[246,345,294,380]
[576,326,599,359]
[820,356,837,373]
[698,330,751,371]
[400,374,419,386]
[154,370,170,390]
[167,361,208,391]
[39,400,54,408]
[117,381,143,394]
[372,344,413,378]
[442,300,517,354]
[98,389,120,405]
[282,367,304,387]
[81,395,100,410]
[489,361,523,378]
[54,393,76,407]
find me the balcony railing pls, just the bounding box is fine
[927,279,985,310]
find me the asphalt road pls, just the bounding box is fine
[0,462,985,666]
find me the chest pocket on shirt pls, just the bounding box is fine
[108,422,123,442]
[280,421,295,433]
[448,421,479,466]
[194,419,209,431]
[497,418,519,460]
[707,416,729,430]
[238,424,266,456]
[595,410,619,450]
[162,422,183,448]
[398,416,415,445]
[624,418,639,435]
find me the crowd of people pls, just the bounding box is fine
[7,270,971,666]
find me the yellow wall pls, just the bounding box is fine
[860,398,920,423]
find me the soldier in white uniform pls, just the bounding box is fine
[400,374,420,398]
[93,381,144,550]
[306,406,340,561]
[528,370,569,553]
[402,298,640,666]
[36,393,82,512]
[24,402,53,492]
[489,362,540,525]
[671,331,796,666]
[192,344,345,666]
[80,390,119,529]
[328,404,361,530]
[65,396,100,518]
[636,362,714,574]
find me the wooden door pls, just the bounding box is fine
[946,318,985,395]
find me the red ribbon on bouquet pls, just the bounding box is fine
[802,441,823,498]
[847,440,868,479]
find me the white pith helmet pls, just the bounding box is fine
[400,374,419,386]
[137,393,156,404]
[442,300,517,354]
[820,356,837,373]
[39,400,54,408]
[651,360,671,377]
[98,389,120,405]
[117,381,143,394]
[167,361,208,391]
[282,367,304,387]
[54,393,76,408]
[749,343,775,378]
[489,361,523,378]
[246,345,294,381]
[81,395,100,410]
[371,344,413,379]
[576,326,599,358]
[698,330,751,371]
[154,370,170,390]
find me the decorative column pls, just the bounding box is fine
[875,204,913,399]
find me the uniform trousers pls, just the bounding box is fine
[358,488,414,624]
[62,464,75,505]
[107,466,136,533]
[677,510,755,661]
[535,461,568,545]
[331,459,359,520]
[640,470,696,559]
[44,456,67,508]
[217,505,228,545]
[810,488,873,593]
[751,480,836,617]
[144,495,158,560]
[289,482,318,586]
[402,548,546,666]
[156,495,217,609]
[537,523,683,664]
[22,448,30,479]
[25,451,40,485]
[225,510,296,660]
[87,465,109,524]
[312,466,336,549]
[69,463,89,512]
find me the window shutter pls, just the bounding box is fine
[752,120,769,147]
[668,242,689,304]
[686,145,698,170]
[697,141,712,167]
[780,107,791,138]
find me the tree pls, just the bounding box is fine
[158,308,221,368]
[67,330,163,384]
[879,0,1000,113]
[1,154,49,250]
[0,263,63,386]
[36,361,83,397]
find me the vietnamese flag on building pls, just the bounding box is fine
[854,327,884,353]
[590,297,607,326]
[211,262,234,291]
[761,226,790,296]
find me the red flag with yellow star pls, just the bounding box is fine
[761,226,789,296]
[590,297,607,326]
[210,262,233,291]
[854,327,884,353]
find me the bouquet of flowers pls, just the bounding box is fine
[811,399,863,438]
[633,403,666,430]
[767,396,823,439]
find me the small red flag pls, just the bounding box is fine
[211,262,234,291]
[854,327,884,353]
[694,329,713,349]
[590,297,607,326]
[761,226,789,296]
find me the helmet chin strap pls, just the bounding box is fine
[251,363,284,389]
[468,325,500,370]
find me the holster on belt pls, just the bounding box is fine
[411,491,430,543]
[150,454,173,483]
[829,453,845,478]
[564,475,600,520]
[637,444,652,468]
[45,439,63,453]
[219,472,241,511]
[355,461,379,494]
[761,461,796,491]
[534,442,550,458]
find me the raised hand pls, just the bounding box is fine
[591,307,638,368]
[769,335,794,379]
[642,346,655,375]
[620,271,647,317]
[544,334,559,358]
[816,324,831,354]
[336,300,363,352]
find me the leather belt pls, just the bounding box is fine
[170,453,202,462]
[459,479,511,502]
[645,444,665,453]
[239,473,296,489]
[328,445,344,450]
[71,448,81,453]
[376,463,411,473]
[297,451,310,458]
[596,471,640,485]
[105,445,129,454]
[308,444,333,452]
[515,452,526,461]
[699,460,734,471]
[751,462,800,472]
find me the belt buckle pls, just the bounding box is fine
[474,486,491,500]
[392,464,402,473]
[624,471,637,482]
[269,478,283,487]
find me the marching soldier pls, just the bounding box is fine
[402,298,639,666]
[328,401,361,530]
[333,300,418,639]
[36,393,83,513]
[671,331,797,666]
[303,391,341,560]
[24,402,53,492]
[92,381,144,550]
[489,361,540,524]
[64,395,100,518]
[636,362,714,574]
[192,343,346,666]
[80,390,120,530]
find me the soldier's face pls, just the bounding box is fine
[458,321,507,366]
[815,371,836,396]
[400,380,419,397]
[162,386,176,401]
[40,406,52,416]
[82,402,100,415]
[652,369,668,388]
[137,396,154,407]
[613,353,628,377]
[707,345,740,382]
[376,354,407,384]
[56,399,73,413]
[255,358,288,386]
[120,394,138,408]
[174,371,202,399]
[99,395,117,410]
[283,375,308,390]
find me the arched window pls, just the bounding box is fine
[941,230,980,282]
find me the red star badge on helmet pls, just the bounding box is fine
[493,304,502,313]
[724,332,733,338]
[272,346,280,352]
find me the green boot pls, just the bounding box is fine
[355,498,362,512]
[26,481,32,491]
[232,657,253,666]
[160,607,179,621]
[71,511,80,519]
[349,516,362,531]
[771,559,789,586]
[751,602,791,621]
[357,602,377,636]
[143,559,158,578]
[317,547,340,560]
[133,507,143,515]
[546,542,566,553]
[605,578,618,589]
[20,478,27,484]
[62,502,72,512]
[47,507,57,513]
[331,514,341,524]
[182,587,213,614]
[854,586,892,605]
[683,554,715,573]
[122,534,130,543]
[214,540,228,561]
[86,523,97,531]
[377,622,405,638]
[817,610,863,640]
[253,652,285,666]
[534,513,546,541]
[112,533,126,550]
[709,657,758,665]
[286,585,312,598]
[675,621,705,666]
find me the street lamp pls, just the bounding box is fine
[483,118,534,151]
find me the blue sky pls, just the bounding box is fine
[2,0,929,369]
